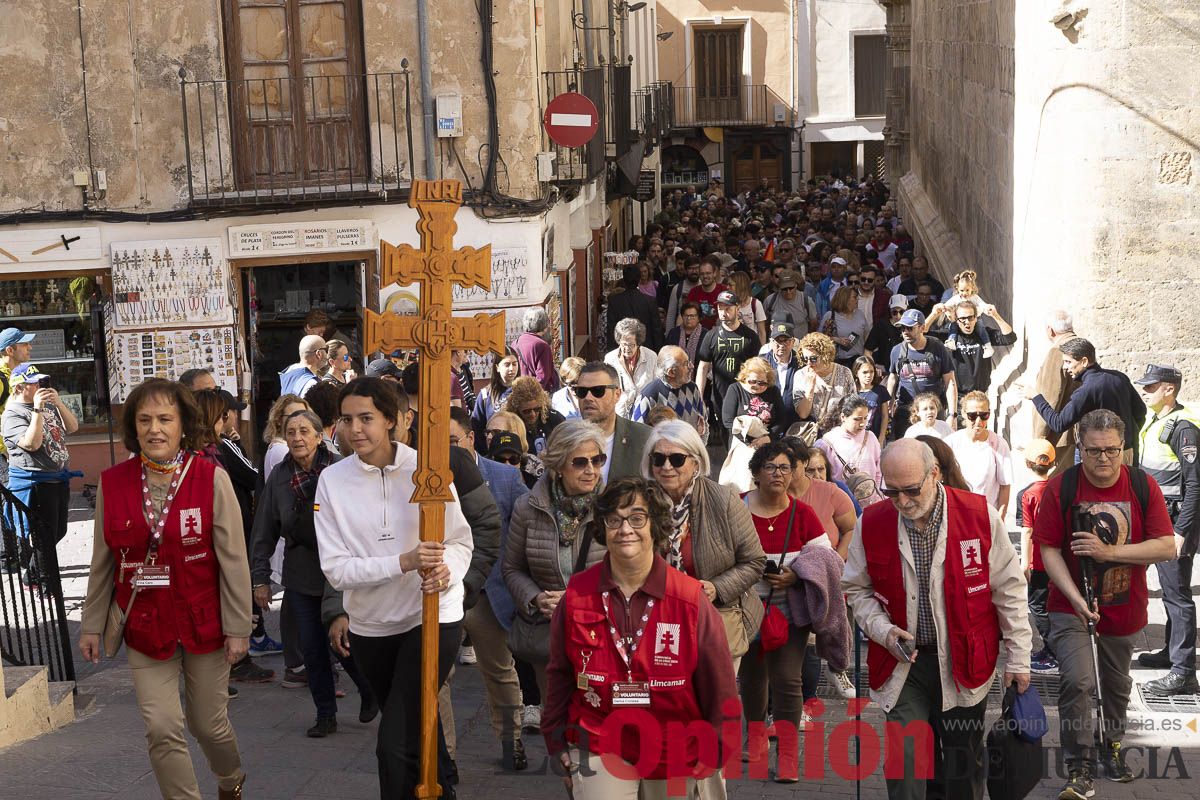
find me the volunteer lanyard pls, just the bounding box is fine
[601,590,655,681]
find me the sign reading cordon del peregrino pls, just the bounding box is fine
[226,220,377,258]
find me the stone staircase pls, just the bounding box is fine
[0,660,86,749]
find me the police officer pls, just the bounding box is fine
[1134,364,1200,696]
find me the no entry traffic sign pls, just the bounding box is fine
[543,92,600,148]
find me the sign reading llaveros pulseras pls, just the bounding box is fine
[227,220,377,258]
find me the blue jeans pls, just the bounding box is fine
[287,590,372,718]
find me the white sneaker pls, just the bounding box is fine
[458,645,477,665]
[521,704,542,733]
[832,669,857,699]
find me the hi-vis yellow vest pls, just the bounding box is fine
[1139,405,1200,499]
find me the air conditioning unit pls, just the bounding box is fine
[773,104,787,124]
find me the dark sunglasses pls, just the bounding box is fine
[569,454,608,470]
[651,452,690,469]
[881,473,929,499]
[965,410,991,422]
[494,454,522,466]
[890,308,904,316]
[847,279,860,286]
[801,355,821,364]
[573,384,617,399]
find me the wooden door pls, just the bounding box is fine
[732,142,782,194]
[694,29,741,123]
[223,0,368,190]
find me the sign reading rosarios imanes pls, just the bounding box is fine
[226,220,377,258]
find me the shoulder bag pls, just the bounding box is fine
[829,439,879,503]
[506,522,594,664]
[102,455,194,658]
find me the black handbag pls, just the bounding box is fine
[506,524,594,664]
[986,683,1043,800]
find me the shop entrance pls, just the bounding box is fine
[239,257,368,444]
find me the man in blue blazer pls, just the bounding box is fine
[449,406,530,771]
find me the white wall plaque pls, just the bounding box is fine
[227,220,377,258]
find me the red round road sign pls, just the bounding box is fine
[543,92,600,148]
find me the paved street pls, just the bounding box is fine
[1,507,1198,799]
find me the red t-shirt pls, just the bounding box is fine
[741,495,826,560]
[1020,479,1048,571]
[1032,467,1174,636]
[686,283,729,329]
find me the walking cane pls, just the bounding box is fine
[1078,550,1107,754]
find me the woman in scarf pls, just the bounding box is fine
[502,420,608,697]
[642,420,765,671]
[250,410,376,737]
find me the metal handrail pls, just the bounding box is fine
[0,485,75,685]
[670,84,792,128]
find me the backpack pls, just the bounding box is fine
[1057,463,1149,525]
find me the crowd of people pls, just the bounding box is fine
[0,178,1190,800]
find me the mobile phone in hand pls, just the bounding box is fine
[764,559,781,574]
[895,637,915,662]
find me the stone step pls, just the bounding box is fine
[3,666,47,701]
[46,680,76,729]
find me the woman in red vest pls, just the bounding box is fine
[543,477,738,799]
[78,378,252,800]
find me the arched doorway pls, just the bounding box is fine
[660,144,710,189]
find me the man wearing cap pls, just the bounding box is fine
[0,327,36,488]
[887,309,958,438]
[818,256,850,318]
[696,291,761,432]
[2,364,80,586]
[764,270,817,333]
[1134,365,1200,697]
[867,294,909,368]
[279,335,329,398]
[686,254,730,331]
[365,357,404,382]
[759,321,803,431]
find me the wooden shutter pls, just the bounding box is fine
[694,29,742,123]
[854,35,886,117]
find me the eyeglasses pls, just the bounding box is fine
[847,279,860,286]
[573,385,617,399]
[964,410,991,422]
[651,452,690,469]
[569,454,608,470]
[494,454,522,466]
[746,378,768,387]
[801,355,821,364]
[603,512,649,529]
[956,315,977,323]
[1083,447,1122,461]
[881,472,930,499]
[759,463,793,475]
[891,309,904,316]
[519,405,541,415]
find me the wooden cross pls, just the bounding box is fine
[364,179,505,799]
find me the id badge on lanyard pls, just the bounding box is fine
[134,456,189,590]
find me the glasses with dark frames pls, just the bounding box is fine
[881,471,931,499]
[569,454,608,470]
[651,452,690,469]
[573,385,618,399]
[965,410,991,422]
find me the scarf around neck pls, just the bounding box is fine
[550,477,596,547]
[288,444,335,503]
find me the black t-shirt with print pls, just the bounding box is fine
[699,323,762,409]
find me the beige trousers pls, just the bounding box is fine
[462,591,523,741]
[569,747,730,799]
[127,645,243,800]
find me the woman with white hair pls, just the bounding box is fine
[642,420,765,668]
[604,317,659,419]
[514,307,560,393]
[503,420,609,696]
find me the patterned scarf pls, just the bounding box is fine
[550,477,596,547]
[288,444,335,503]
[668,488,695,570]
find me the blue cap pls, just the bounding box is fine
[898,309,926,328]
[10,363,49,387]
[0,328,35,351]
[1010,683,1049,743]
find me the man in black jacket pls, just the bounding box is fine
[1024,337,1147,463]
[605,264,664,353]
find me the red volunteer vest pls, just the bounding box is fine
[861,487,1000,691]
[102,454,225,660]
[561,558,704,779]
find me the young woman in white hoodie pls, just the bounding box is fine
[314,378,473,798]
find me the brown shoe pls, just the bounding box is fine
[218,775,245,800]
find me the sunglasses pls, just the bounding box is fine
[570,454,608,470]
[494,454,522,466]
[801,355,821,364]
[573,385,617,399]
[847,279,860,286]
[965,410,991,422]
[603,512,649,530]
[746,379,768,387]
[881,473,929,499]
[651,452,690,469]
[891,308,904,316]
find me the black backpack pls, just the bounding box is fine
[1057,463,1149,524]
